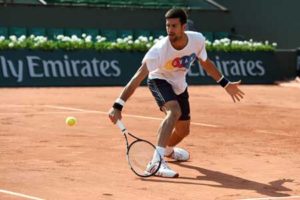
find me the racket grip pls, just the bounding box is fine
[116,120,126,132]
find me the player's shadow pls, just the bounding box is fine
[141,162,293,197]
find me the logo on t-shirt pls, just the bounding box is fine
[163,53,197,71]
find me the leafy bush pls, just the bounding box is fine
[206,38,276,52]
[0,34,277,52]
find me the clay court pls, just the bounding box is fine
[0,84,300,200]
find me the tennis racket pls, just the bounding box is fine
[116,120,162,177]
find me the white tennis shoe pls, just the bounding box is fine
[165,147,190,161]
[145,160,179,178]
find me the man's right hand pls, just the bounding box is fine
[108,107,122,124]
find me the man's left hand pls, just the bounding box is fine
[225,80,245,102]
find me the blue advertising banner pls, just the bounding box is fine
[0,50,144,86]
[0,50,285,87]
[188,51,279,84]
[297,49,300,76]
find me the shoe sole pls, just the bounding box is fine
[155,172,179,178]
[165,153,190,162]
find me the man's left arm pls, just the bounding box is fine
[199,58,245,102]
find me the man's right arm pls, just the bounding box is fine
[108,63,149,123]
[118,63,149,102]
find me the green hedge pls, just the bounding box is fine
[0,34,277,52]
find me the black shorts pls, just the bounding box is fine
[147,78,190,121]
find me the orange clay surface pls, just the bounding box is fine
[0,85,300,200]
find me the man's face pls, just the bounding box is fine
[166,18,186,42]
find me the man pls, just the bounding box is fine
[108,8,245,178]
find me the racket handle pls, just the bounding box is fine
[116,120,127,133]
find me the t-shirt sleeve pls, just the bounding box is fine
[197,34,208,61]
[142,46,159,72]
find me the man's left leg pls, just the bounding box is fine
[167,120,190,147]
[165,120,191,161]
[165,88,191,161]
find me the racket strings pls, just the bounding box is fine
[128,140,157,176]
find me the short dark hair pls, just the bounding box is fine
[165,8,187,24]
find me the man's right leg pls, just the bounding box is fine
[147,79,181,177]
[156,100,181,147]
[147,79,182,148]
[148,100,181,178]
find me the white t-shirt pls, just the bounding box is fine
[142,31,207,95]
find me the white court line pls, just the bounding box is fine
[239,196,300,200]
[255,130,276,134]
[44,105,219,128]
[0,111,91,115]
[0,104,36,107]
[0,189,45,200]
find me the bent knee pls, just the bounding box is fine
[178,128,190,138]
[171,107,182,120]
[164,101,182,120]
[175,121,190,138]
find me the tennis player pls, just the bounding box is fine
[108,8,245,178]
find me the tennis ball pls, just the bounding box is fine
[65,116,77,126]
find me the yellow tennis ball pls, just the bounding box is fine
[66,116,77,126]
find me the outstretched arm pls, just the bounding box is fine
[199,58,245,102]
[118,63,149,102]
[108,63,149,123]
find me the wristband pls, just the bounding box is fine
[113,103,123,111]
[115,98,125,106]
[217,76,230,88]
[112,98,125,111]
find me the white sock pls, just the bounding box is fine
[165,146,174,156]
[152,146,165,162]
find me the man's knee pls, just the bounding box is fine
[176,126,190,138]
[163,101,182,120]
[175,120,190,138]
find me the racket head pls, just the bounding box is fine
[127,139,162,177]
